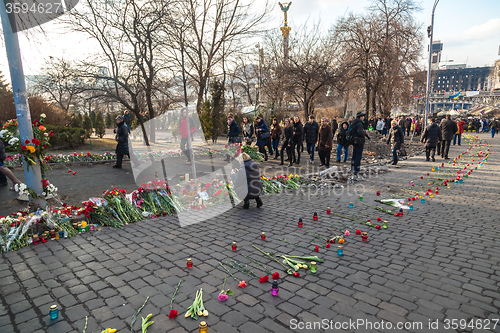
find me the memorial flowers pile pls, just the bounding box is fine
[184,289,208,320]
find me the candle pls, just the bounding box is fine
[187,258,193,268]
[361,232,368,242]
[231,242,237,251]
[261,232,266,240]
[298,218,303,227]
[337,246,344,256]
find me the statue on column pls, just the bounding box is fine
[279,2,292,26]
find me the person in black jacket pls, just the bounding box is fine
[420,118,442,162]
[386,120,405,165]
[227,115,240,144]
[351,112,370,175]
[440,114,458,159]
[336,121,349,162]
[303,115,320,163]
[291,116,304,166]
[331,117,338,137]
[279,118,293,166]
[113,115,130,168]
[231,153,263,209]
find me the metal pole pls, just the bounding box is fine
[424,0,440,127]
[0,4,44,205]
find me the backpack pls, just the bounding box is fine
[346,123,356,146]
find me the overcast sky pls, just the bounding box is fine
[1,0,499,80]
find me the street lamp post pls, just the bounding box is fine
[424,0,440,127]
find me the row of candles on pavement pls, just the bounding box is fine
[31,222,101,245]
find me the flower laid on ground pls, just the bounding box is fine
[218,276,234,301]
[272,272,280,279]
[168,280,182,319]
[344,230,350,236]
[168,310,178,318]
[326,243,331,248]
[184,289,208,320]
[101,329,116,333]
[258,275,269,283]
[141,313,154,333]
[238,281,247,288]
[314,245,319,252]
[293,272,300,277]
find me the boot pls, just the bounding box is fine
[256,197,263,208]
[243,200,250,209]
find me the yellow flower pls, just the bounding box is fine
[303,265,308,269]
[262,176,267,180]
[27,145,35,153]
[294,174,299,178]
[289,174,293,178]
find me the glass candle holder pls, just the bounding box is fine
[271,280,279,297]
[359,195,363,201]
[337,246,343,256]
[361,232,368,241]
[50,230,56,240]
[261,232,266,240]
[313,212,318,221]
[187,258,193,268]
[310,261,317,274]
[55,230,60,240]
[459,179,463,183]
[298,218,303,227]
[376,191,380,196]
[421,198,425,203]
[326,207,331,214]
[199,321,208,333]
[382,221,388,229]
[49,305,58,319]
[32,235,39,245]
[41,234,48,243]
[349,202,353,208]
[409,204,413,210]
[231,242,237,251]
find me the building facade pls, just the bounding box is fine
[432,66,493,92]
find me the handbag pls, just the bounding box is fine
[260,131,271,139]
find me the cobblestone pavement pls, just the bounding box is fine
[1,134,499,333]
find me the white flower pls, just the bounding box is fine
[42,192,47,196]
[141,211,150,217]
[8,137,19,145]
[0,129,8,138]
[17,212,22,217]
[44,133,49,137]
[40,113,46,118]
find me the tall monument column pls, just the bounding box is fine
[279,2,292,62]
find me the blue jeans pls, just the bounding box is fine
[306,143,316,161]
[492,128,496,138]
[272,138,280,154]
[336,144,348,162]
[453,133,461,145]
[351,145,363,173]
[392,149,398,163]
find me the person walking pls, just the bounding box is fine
[241,116,254,145]
[291,116,304,166]
[490,119,498,138]
[123,110,131,133]
[405,117,412,136]
[440,114,458,159]
[376,117,384,134]
[255,116,271,161]
[179,109,196,165]
[453,118,465,145]
[0,138,22,190]
[336,121,349,162]
[227,115,240,144]
[386,120,405,165]
[270,118,282,159]
[279,118,293,166]
[304,115,320,163]
[420,118,442,162]
[350,112,370,175]
[113,115,130,168]
[317,117,333,167]
[231,153,263,209]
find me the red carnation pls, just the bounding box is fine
[377,217,382,221]
[258,275,269,283]
[68,170,72,173]
[49,131,53,137]
[293,272,300,277]
[272,272,280,279]
[168,309,178,318]
[43,144,47,149]
[31,138,36,143]
[326,243,331,248]
[73,171,77,175]
[314,245,319,252]
[25,139,30,144]
[355,229,361,235]
[21,145,26,150]
[375,225,381,229]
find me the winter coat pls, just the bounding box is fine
[376,120,384,131]
[242,123,254,140]
[318,124,333,151]
[282,126,293,145]
[386,125,405,150]
[231,159,263,200]
[331,119,338,135]
[336,122,349,147]
[303,121,320,144]
[227,120,240,138]
[271,123,282,140]
[115,121,129,156]
[420,122,442,148]
[0,139,6,161]
[456,120,465,134]
[255,120,269,146]
[351,118,369,146]
[292,121,304,144]
[405,118,412,129]
[179,117,196,138]
[440,119,458,141]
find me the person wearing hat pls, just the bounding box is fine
[113,115,130,168]
[231,152,263,209]
[386,120,405,165]
[350,112,370,175]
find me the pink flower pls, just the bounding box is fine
[218,294,228,301]
[344,230,350,236]
[293,272,300,277]
[238,281,247,288]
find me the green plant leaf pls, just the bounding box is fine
[226,290,234,295]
